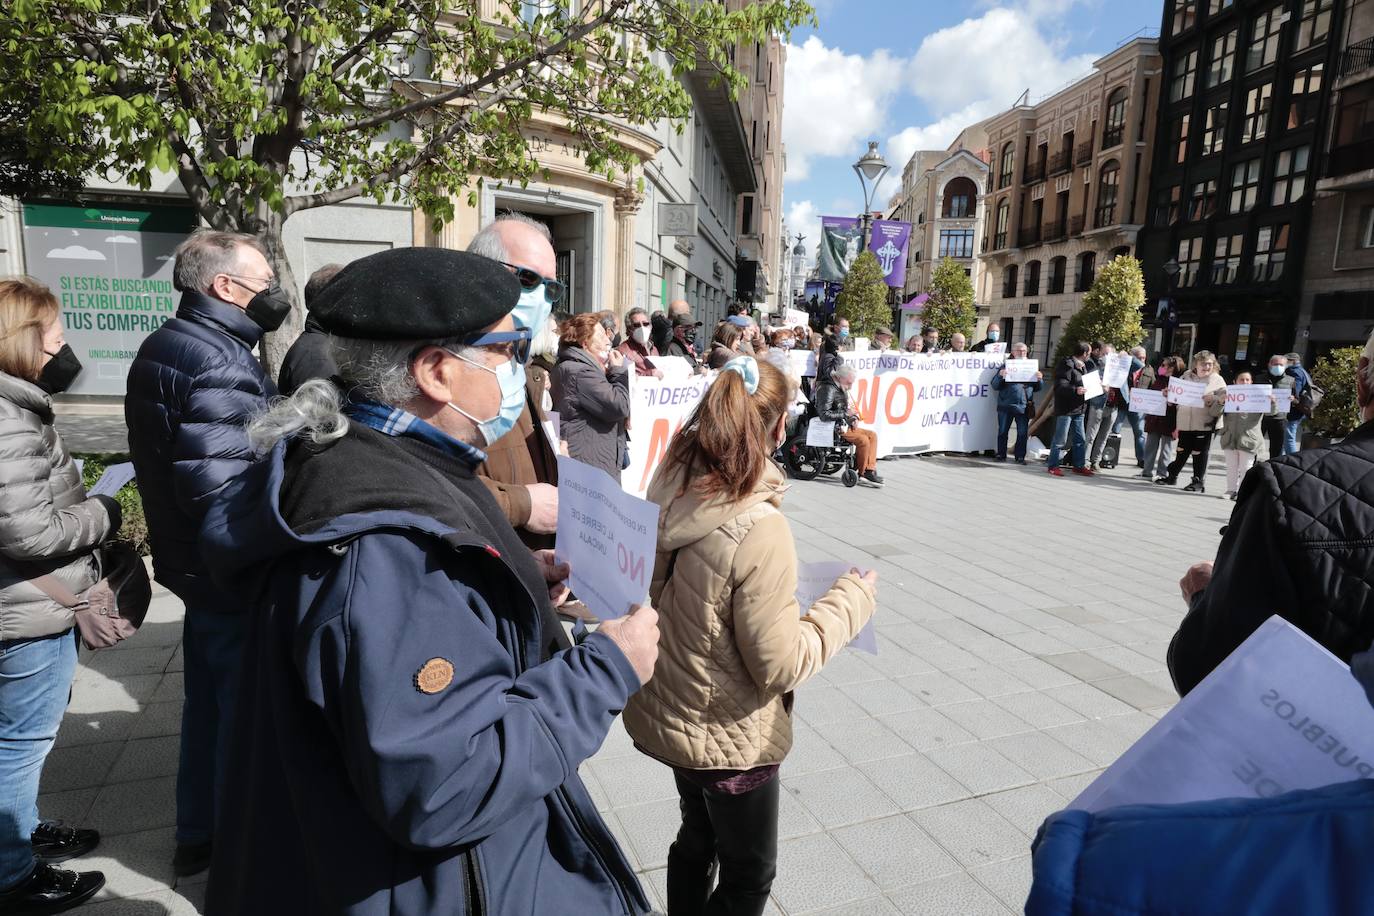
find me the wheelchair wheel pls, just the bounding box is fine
[783,436,823,480]
[841,469,858,488]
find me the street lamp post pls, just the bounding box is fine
[853,141,890,251]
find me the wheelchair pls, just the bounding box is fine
[779,404,859,487]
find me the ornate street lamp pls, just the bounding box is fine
[853,141,890,251]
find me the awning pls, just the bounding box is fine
[900,293,929,311]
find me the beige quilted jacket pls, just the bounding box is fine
[623,459,875,770]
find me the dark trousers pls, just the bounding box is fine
[996,410,1029,460]
[176,607,247,845]
[1166,430,1214,483]
[667,771,779,916]
[1262,416,1286,459]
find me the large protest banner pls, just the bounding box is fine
[622,374,714,498]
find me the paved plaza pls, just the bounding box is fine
[46,440,1232,915]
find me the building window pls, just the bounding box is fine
[1075,252,1096,291]
[1241,83,1273,143]
[1201,103,1228,156]
[1103,89,1127,148]
[521,0,553,23]
[1155,185,1183,226]
[1271,146,1310,205]
[1172,0,1198,35]
[1095,160,1120,228]
[1252,223,1290,281]
[1188,179,1218,221]
[1212,234,1243,284]
[1024,260,1042,296]
[1178,237,1205,286]
[994,199,1010,249]
[1002,264,1019,298]
[939,229,975,259]
[1171,113,1191,164]
[1294,0,1333,52]
[1205,29,1237,87]
[1170,49,1199,102]
[1247,6,1284,72]
[1287,65,1324,130]
[999,143,1015,189]
[1229,158,1262,212]
[942,177,977,218]
[1207,0,1233,12]
[1048,256,1067,294]
[1361,206,1374,248]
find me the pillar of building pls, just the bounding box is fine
[613,185,643,318]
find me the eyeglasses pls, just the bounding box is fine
[629,320,652,329]
[501,262,565,304]
[458,327,533,365]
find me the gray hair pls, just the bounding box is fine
[1011,341,1029,354]
[466,212,553,262]
[247,334,476,453]
[532,316,559,361]
[173,230,266,294]
[624,306,648,332]
[1362,331,1374,393]
[832,364,857,384]
[1131,346,1147,359]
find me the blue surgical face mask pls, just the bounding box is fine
[988,330,1000,342]
[509,285,552,362]
[445,349,527,446]
[838,328,849,338]
[1269,365,1285,377]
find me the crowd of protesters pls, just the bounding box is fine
[0,206,1362,916]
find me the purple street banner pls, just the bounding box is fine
[817,216,862,281]
[868,220,913,288]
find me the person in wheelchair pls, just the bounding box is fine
[814,364,882,487]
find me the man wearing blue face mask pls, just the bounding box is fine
[971,321,1002,352]
[467,214,565,549]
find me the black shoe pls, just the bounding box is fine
[31,823,99,864]
[1015,458,1027,465]
[1182,479,1205,493]
[0,863,104,915]
[1137,460,1145,468]
[1154,475,1178,486]
[993,455,1007,462]
[172,841,213,878]
[861,470,884,485]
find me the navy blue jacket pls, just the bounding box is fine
[124,291,275,610]
[990,371,1042,415]
[199,420,648,916]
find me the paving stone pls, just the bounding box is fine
[912,797,1029,868]
[782,723,850,777]
[886,868,1013,915]
[1040,651,1126,682]
[937,699,1035,741]
[925,742,1036,796]
[793,683,870,726]
[837,678,925,717]
[771,833,882,914]
[989,690,1085,729]
[108,735,181,783]
[894,670,981,707]
[802,896,902,916]
[612,797,679,871]
[858,753,972,811]
[37,787,100,827]
[84,827,177,901]
[946,664,1033,699]
[587,750,676,809]
[812,716,914,764]
[970,855,1034,911]
[1043,683,1136,720]
[831,815,961,891]
[87,776,178,837]
[982,784,1069,838]
[986,731,1097,781]
[783,768,900,830]
[129,701,184,740]
[877,707,977,752]
[1092,674,1177,711]
[40,740,124,793]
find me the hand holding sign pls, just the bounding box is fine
[1102,352,1133,388]
[796,561,878,654]
[596,604,660,685]
[1080,370,1105,401]
[88,462,135,499]
[1130,388,1168,417]
[1004,359,1039,383]
[1166,376,1207,407]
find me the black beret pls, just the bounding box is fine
[310,248,521,340]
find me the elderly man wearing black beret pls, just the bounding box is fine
[197,248,660,916]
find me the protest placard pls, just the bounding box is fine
[795,561,877,655]
[1129,388,1168,417]
[784,307,809,328]
[1224,384,1275,414]
[1102,352,1133,388]
[1274,388,1293,414]
[806,419,836,447]
[983,342,1006,354]
[1080,370,1104,401]
[554,456,661,620]
[88,462,136,498]
[1003,359,1039,383]
[790,349,818,379]
[1072,616,1374,813]
[622,375,713,498]
[654,355,694,380]
[1166,376,1207,407]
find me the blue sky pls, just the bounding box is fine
[782,0,1163,257]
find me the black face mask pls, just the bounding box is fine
[681,327,697,345]
[37,344,83,395]
[244,282,292,332]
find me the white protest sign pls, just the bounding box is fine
[791,349,818,379]
[983,341,1006,354]
[784,307,809,328]
[622,375,713,498]
[1073,617,1374,813]
[1274,388,1293,414]
[1224,384,1275,414]
[1129,388,1168,417]
[1102,352,1133,389]
[1003,359,1039,383]
[653,355,694,380]
[88,462,136,499]
[806,419,836,447]
[554,456,660,620]
[1080,370,1104,401]
[1166,376,1207,408]
[838,350,1001,456]
[795,561,877,655]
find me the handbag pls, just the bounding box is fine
[25,542,152,649]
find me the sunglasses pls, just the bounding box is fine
[501,262,565,304]
[457,327,533,365]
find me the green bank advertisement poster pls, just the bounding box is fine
[22,202,197,396]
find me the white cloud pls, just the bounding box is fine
[785,199,821,268]
[47,245,107,261]
[886,102,998,170]
[782,36,906,181]
[106,234,138,245]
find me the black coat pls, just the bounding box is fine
[277,316,338,396]
[124,291,275,610]
[1053,357,1087,416]
[814,379,852,426]
[550,347,630,479]
[1170,421,1374,695]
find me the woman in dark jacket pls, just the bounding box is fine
[1141,356,1184,479]
[706,322,743,370]
[551,312,631,478]
[0,278,119,911]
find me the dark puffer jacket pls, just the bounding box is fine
[1053,357,1087,416]
[550,346,629,480]
[124,291,275,611]
[1170,419,1374,695]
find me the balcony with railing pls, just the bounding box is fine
[1043,220,1067,242]
[1048,150,1072,176]
[1002,278,1017,298]
[1021,223,1042,246]
[1069,214,1085,236]
[1023,159,1046,184]
[993,231,1009,250]
[1341,36,1374,79]
[1048,272,1066,295]
[1023,277,1040,297]
[1101,124,1124,150]
[1094,204,1117,229]
[1075,141,1094,166]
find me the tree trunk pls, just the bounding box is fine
[256,210,303,382]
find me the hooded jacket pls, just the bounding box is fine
[622,459,874,770]
[199,418,647,916]
[0,371,116,640]
[551,346,630,479]
[124,291,275,610]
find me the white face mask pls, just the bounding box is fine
[631,326,651,346]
